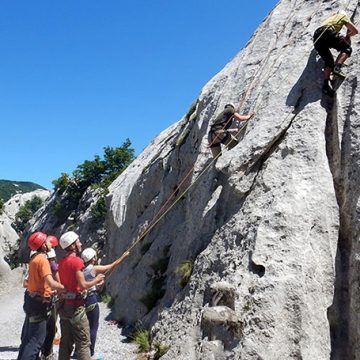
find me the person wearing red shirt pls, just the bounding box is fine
[58,231,104,360]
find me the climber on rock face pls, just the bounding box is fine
[208,103,255,158]
[313,11,358,96]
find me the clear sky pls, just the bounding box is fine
[0,0,278,189]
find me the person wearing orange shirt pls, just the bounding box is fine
[17,232,64,360]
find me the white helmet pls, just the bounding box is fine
[225,103,236,110]
[81,248,97,263]
[59,231,79,249]
[30,250,37,258]
[47,249,56,259]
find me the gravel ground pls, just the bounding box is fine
[92,302,138,360]
[0,270,138,360]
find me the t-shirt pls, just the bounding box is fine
[49,260,59,274]
[83,264,97,293]
[58,255,84,294]
[27,253,52,298]
[211,107,235,130]
[322,14,350,33]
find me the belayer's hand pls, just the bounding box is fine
[96,274,105,285]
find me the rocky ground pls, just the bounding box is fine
[0,268,138,360]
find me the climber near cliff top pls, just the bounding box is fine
[208,103,255,158]
[313,11,358,96]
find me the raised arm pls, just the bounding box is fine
[233,112,255,122]
[345,21,358,36]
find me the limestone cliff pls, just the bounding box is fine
[0,189,50,270]
[104,0,360,359]
[19,187,106,261]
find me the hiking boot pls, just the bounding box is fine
[322,82,335,96]
[333,65,346,78]
[40,354,56,360]
[92,355,104,360]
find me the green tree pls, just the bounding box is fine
[102,139,135,186]
[52,172,70,193]
[0,198,4,215]
[15,196,44,232]
[73,155,106,190]
[51,139,135,224]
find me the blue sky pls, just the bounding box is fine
[0,0,278,189]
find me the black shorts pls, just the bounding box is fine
[208,128,231,148]
[313,26,352,68]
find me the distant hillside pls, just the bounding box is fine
[0,180,46,202]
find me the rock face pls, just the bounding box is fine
[105,0,360,359]
[0,214,17,274]
[18,187,106,262]
[0,189,50,270]
[3,189,51,222]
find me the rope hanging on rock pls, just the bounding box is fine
[104,116,254,281]
[105,5,356,280]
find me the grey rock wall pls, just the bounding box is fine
[19,187,105,262]
[3,189,50,222]
[0,189,50,269]
[105,0,360,358]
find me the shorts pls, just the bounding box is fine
[313,26,352,68]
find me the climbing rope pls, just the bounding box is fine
[105,4,356,279]
[104,116,253,281]
[251,5,356,114]
[128,106,242,246]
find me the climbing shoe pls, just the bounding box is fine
[322,82,335,96]
[333,65,346,78]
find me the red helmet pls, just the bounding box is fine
[28,232,47,251]
[47,235,59,248]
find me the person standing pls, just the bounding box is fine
[81,248,130,359]
[41,244,60,360]
[18,232,65,360]
[58,231,105,360]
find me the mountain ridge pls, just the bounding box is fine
[0,180,46,202]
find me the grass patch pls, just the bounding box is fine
[130,327,170,359]
[175,260,193,288]
[154,342,170,359]
[101,293,115,308]
[130,329,151,353]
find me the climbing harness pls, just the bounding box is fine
[59,305,87,325]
